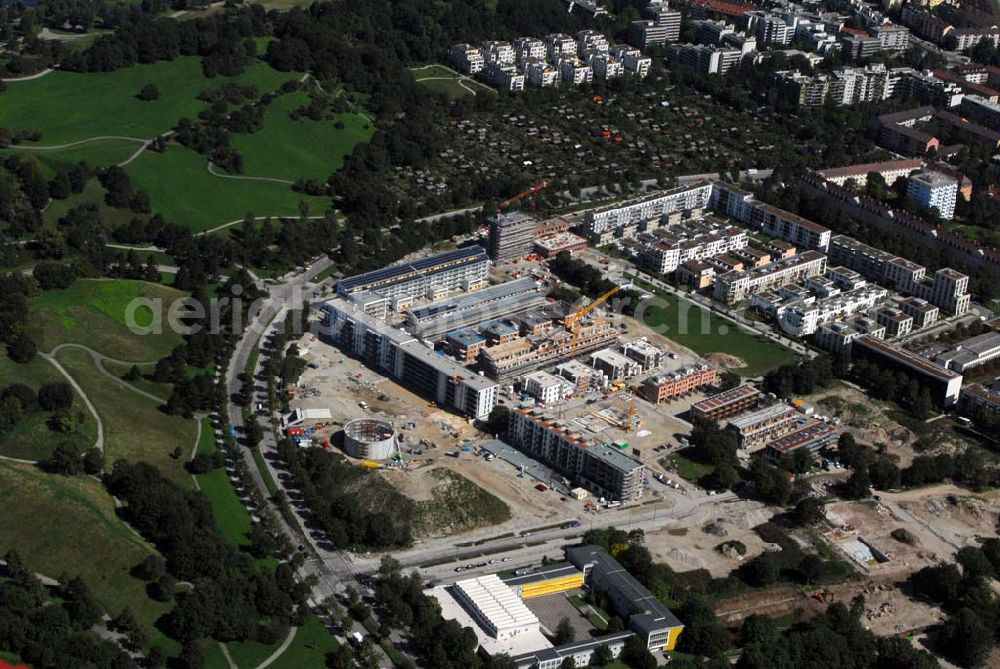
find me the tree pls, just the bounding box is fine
[482,404,510,436]
[940,607,994,667]
[124,365,143,382]
[791,497,824,527]
[47,442,82,475]
[8,334,37,363]
[749,551,781,586]
[38,381,73,410]
[138,83,160,101]
[82,447,103,475]
[554,617,575,645]
[956,546,994,581]
[590,644,613,667]
[840,468,871,500]
[32,261,76,290]
[719,370,741,391]
[62,576,102,628]
[560,658,576,669]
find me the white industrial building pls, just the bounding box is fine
[453,575,541,639]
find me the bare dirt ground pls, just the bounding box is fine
[825,500,944,576]
[811,384,919,467]
[643,501,773,576]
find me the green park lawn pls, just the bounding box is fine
[0,58,296,146]
[125,144,331,233]
[42,179,149,229]
[0,354,97,461]
[224,613,339,669]
[233,91,373,182]
[2,137,144,177]
[194,417,254,548]
[56,348,196,488]
[27,278,185,361]
[0,460,173,642]
[637,287,795,377]
[101,360,174,402]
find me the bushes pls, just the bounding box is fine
[38,381,74,410]
[33,261,77,290]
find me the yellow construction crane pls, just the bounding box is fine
[564,285,622,330]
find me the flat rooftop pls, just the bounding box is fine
[428,583,553,657]
[338,245,488,295]
[855,335,961,383]
[691,384,761,412]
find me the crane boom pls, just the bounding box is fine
[564,285,622,330]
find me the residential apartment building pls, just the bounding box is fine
[450,43,485,73]
[614,46,652,77]
[507,408,646,501]
[815,317,886,354]
[544,33,578,60]
[628,10,682,47]
[480,40,516,66]
[709,182,830,251]
[585,182,713,237]
[959,94,1000,130]
[513,37,547,63]
[872,23,910,50]
[690,384,762,421]
[337,245,490,314]
[875,306,914,338]
[576,29,610,54]
[523,371,573,404]
[726,404,802,451]
[637,224,748,274]
[764,419,838,460]
[488,212,537,262]
[667,43,744,75]
[713,251,828,303]
[907,171,958,219]
[899,297,939,329]
[639,364,718,404]
[559,58,594,85]
[589,53,624,80]
[484,63,525,91]
[816,158,925,186]
[747,11,795,45]
[524,58,561,87]
[323,299,499,418]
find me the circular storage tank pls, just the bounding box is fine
[343,418,397,460]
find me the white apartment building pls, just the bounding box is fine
[513,37,546,63]
[484,63,525,92]
[590,53,624,79]
[544,33,578,61]
[713,251,828,303]
[614,46,652,78]
[449,43,485,74]
[907,171,958,219]
[559,58,593,85]
[639,226,748,274]
[872,23,910,51]
[480,40,516,66]
[586,182,713,236]
[523,371,573,404]
[748,12,795,45]
[667,43,743,76]
[523,59,560,87]
[576,29,610,54]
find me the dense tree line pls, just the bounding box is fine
[736,602,938,669]
[275,438,417,549]
[549,250,643,315]
[105,460,309,645]
[60,6,267,76]
[908,539,1000,667]
[762,356,834,398]
[0,550,136,668]
[0,273,39,363]
[737,522,853,590]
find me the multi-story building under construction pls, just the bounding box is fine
[479,317,619,381]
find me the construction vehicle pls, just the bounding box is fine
[360,460,381,469]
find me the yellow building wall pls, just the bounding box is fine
[519,574,585,599]
[661,625,684,652]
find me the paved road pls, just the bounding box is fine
[224,257,396,666]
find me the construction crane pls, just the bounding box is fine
[566,285,622,359]
[499,179,549,216]
[564,285,622,330]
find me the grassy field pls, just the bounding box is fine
[41,179,149,229]
[665,448,715,485]
[2,138,144,177]
[194,417,254,548]
[637,286,796,377]
[28,278,185,361]
[411,65,492,98]
[56,348,196,487]
[264,614,339,669]
[233,91,373,182]
[416,469,511,536]
[0,58,296,146]
[0,354,97,461]
[101,360,174,401]
[0,460,172,641]
[125,144,331,233]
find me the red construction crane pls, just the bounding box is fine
[499,179,549,216]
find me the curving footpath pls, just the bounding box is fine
[39,351,105,453]
[207,161,294,185]
[1,68,54,82]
